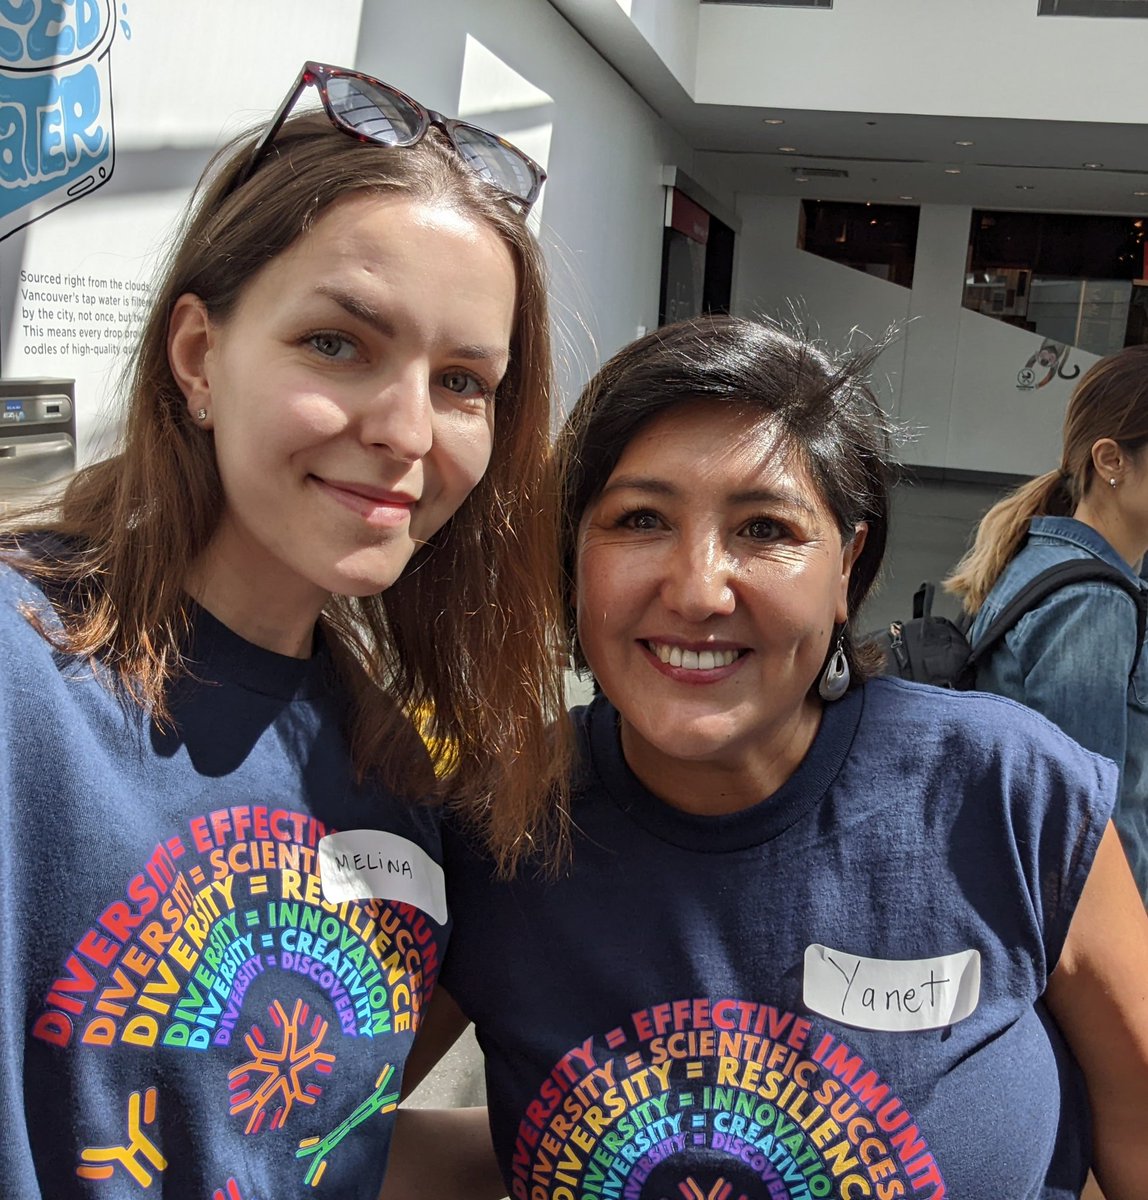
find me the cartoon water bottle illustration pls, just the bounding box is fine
[0,0,118,242]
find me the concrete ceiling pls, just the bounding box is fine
[548,0,1148,214]
[691,107,1148,214]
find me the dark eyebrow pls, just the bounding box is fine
[599,476,677,499]
[316,285,394,336]
[315,284,509,364]
[600,474,817,516]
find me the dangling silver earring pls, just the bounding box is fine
[196,408,208,422]
[818,632,850,702]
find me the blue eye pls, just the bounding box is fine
[440,370,493,402]
[307,332,358,360]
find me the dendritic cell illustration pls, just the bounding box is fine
[677,1180,747,1200]
[76,1086,168,1187]
[228,999,336,1135]
[296,1063,399,1188]
[211,1181,261,1200]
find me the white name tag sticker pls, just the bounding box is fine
[319,831,447,925]
[803,944,981,1033]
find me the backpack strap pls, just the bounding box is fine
[912,581,935,621]
[969,559,1148,682]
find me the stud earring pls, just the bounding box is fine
[1110,477,1118,489]
[196,408,208,422]
[818,632,850,702]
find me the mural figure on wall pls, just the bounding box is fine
[1016,337,1081,391]
[0,0,121,243]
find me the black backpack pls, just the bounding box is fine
[866,560,1148,690]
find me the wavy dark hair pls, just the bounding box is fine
[557,315,895,689]
[2,112,570,874]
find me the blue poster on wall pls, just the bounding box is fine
[0,0,120,243]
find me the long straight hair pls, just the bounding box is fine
[2,114,570,874]
[946,344,1148,614]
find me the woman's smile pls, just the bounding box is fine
[176,192,516,644]
[310,474,418,527]
[641,639,749,676]
[576,400,864,810]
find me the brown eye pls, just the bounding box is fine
[744,518,785,541]
[618,509,660,531]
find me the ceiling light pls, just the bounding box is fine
[954,140,974,146]
[944,168,961,175]
[762,118,785,126]
[1134,191,1148,197]
[899,195,914,200]
[778,146,798,153]
[794,175,809,183]
[1083,162,1103,169]
[1016,185,1035,190]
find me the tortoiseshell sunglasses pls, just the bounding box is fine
[231,61,546,210]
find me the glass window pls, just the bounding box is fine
[701,1,831,7]
[799,200,919,287]
[964,210,1148,356]
[1039,0,1148,16]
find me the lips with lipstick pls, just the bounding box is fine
[644,641,746,670]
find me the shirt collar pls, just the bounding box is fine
[1028,516,1143,585]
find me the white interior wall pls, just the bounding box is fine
[358,0,714,411]
[696,0,1148,124]
[732,196,1095,475]
[732,194,912,410]
[626,0,700,92]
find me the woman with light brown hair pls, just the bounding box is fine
[0,64,568,1198]
[947,344,1148,903]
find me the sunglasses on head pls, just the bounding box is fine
[232,61,546,210]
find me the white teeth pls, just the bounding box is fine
[648,642,740,670]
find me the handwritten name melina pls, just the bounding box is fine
[336,852,413,878]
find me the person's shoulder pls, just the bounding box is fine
[859,678,1117,843]
[861,674,1109,767]
[0,534,86,672]
[0,550,53,633]
[994,536,1140,614]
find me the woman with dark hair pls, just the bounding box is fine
[419,317,1148,1199]
[0,65,569,1197]
[947,345,1148,904]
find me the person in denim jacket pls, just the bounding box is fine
[948,346,1148,903]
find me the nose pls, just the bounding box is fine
[358,365,435,463]
[659,532,737,620]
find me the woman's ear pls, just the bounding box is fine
[167,293,216,427]
[1091,437,1124,486]
[836,522,869,624]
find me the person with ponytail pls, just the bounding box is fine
[947,344,1148,904]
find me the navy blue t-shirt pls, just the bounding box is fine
[443,678,1114,1200]
[0,560,448,1198]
